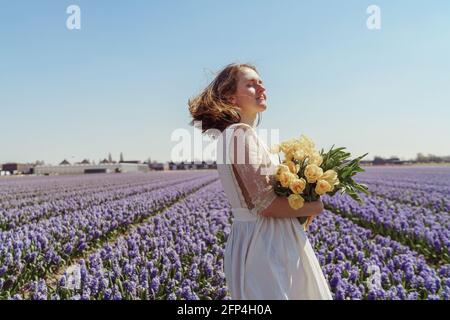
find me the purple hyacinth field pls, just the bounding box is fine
[0,166,449,300]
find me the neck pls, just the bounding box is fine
[240,112,258,127]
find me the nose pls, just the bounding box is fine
[257,83,266,93]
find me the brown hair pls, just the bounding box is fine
[188,62,261,137]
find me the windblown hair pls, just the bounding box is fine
[188,63,261,137]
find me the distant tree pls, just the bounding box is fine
[120,152,124,163]
[373,156,385,165]
[416,153,427,162]
[428,154,442,163]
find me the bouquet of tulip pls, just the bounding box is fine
[271,135,369,229]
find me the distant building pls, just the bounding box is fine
[1,163,35,175]
[77,159,91,165]
[35,163,149,175]
[372,156,405,165]
[167,161,216,171]
[386,157,405,165]
[148,162,165,171]
[0,163,7,176]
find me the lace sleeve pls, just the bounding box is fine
[229,123,278,216]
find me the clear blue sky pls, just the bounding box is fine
[1,0,449,164]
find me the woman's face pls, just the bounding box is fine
[229,67,267,116]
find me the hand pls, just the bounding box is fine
[309,199,324,216]
[304,200,324,230]
[304,215,316,229]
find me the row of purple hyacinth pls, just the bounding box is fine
[323,193,450,264]
[0,173,210,230]
[355,178,450,213]
[3,166,449,300]
[306,210,450,300]
[356,166,450,189]
[0,174,153,201]
[0,173,218,298]
[20,178,450,300]
[15,180,230,300]
[0,172,205,210]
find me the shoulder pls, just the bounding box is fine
[229,122,254,130]
[226,123,256,137]
[228,123,260,157]
[228,124,258,149]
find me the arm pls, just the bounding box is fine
[260,198,324,219]
[229,123,324,219]
[229,124,278,216]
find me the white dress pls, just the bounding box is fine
[216,122,333,300]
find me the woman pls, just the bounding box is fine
[188,62,332,300]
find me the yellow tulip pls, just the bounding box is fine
[308,151,323,166]
[279,171,296,188]
[275,164,290,179]
[293,149,307,161]
[284,160,300,174]
[320,169,339,186]
[289,178,306,194]
[304,164,323,184]
[288,194,305,210]
[315,179,332,195]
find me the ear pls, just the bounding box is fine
[228,95,236,105]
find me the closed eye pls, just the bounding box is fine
[248,80,263,86]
